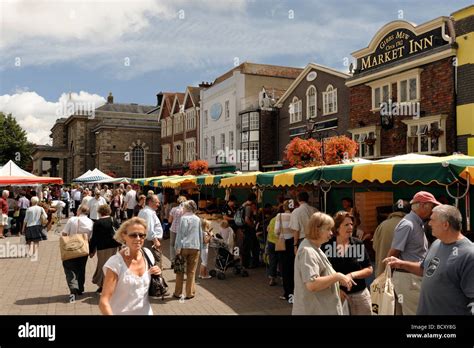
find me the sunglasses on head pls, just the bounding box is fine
[127,233,147,239]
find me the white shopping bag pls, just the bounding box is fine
[370,264,395,315]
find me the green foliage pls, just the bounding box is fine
[0,112,33,168]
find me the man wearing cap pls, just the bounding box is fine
[387,191,440,315]
[385,205,474,315]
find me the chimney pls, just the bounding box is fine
[156,92,164,107]
[198,81,213,88]
[107,92,114,104]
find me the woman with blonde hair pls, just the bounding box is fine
[292,212,355,315]
[99,217,161,315]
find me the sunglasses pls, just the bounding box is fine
[127,233,147,239]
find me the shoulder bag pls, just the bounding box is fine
[142,248,168,299]
[275,213,286,251]
[59,218,89,260]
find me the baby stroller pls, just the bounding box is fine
[209,234,248,280]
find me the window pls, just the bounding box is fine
[185,109,196,131]
[185,138,196,162]
[349,126,380,158]
[173,114,183,134]
[204,110,208,127]
[173,141,183,164]
[161,119,166,137]
[402,115,447,154]
[306,85,317,119]
[249,141,259,162]
[398,77,419,103]
[225,100,230,120]
[323,85,338,115]
[211,136,216,156]
[166,117,172,136]
[241,142,249,162]
[131,146,145,178]
[372,84,391,110]
[242,113,249,131]
[229,131,234,150]
[204,138,208,157]
[250,112,259,130]
[289,97,302,124]
[162,144,171,165]
[221,133,225,151]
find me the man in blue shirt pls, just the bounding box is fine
[385,204,474,315]
[387,191,440,315]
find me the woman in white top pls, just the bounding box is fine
[273,200,294,300]
[61,204,94,297]
[100,217,161,315]
[22,196,48,257]
[292,212,355,315]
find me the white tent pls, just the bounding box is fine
[95,177,130,184]
[73,168,113,183]
[73,169,92,181]
[0,160,35,177]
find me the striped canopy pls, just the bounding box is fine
[220,171,262,188]
[131,176,168,186]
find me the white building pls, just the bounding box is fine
[200,62,302,172]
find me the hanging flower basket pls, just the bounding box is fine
[185,160,210,175]
[285,137,323,168]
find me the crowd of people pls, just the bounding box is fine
[1,182,473,316]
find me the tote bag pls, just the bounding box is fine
[59,219,89,261]
[274,214,286,251]
[370,264,395,315]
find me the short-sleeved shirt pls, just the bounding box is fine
[63,215,94,239]
[169,205,184,233]
[289,203,317,240]
[222,203,237,229]
[391,211,428,262]
[0,198,8,215]
[322,237,371,294]
[103,249,153,315]
[292,239,343,315]
[418,237,474,315]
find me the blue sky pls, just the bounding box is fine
[0,0,472,144]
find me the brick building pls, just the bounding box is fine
[157,87,201,175]
[32,93,161,182]
[276,63,350,165]
[346,17,457,158]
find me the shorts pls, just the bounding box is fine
[0,214,8,226]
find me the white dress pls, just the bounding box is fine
[103,249,154,315]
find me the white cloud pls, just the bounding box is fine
[0,91,105,145]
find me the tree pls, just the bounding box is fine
[0,112,33,168]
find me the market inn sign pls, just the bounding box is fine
[353,19,452,74]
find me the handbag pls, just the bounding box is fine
[142,248,168,299]
[275,214,286,252]
[370,264,395,315]
[173,254,186,274]
[59,233,89,261]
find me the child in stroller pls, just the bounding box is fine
[209,220,248,279]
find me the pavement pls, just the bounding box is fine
[0,220,291,315]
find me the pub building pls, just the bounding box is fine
[346,16,458,158]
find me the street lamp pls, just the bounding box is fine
[306,121,339,160]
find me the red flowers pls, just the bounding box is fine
[285,137,323,168]
[186,160,210,175]
[285,136,358,167]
